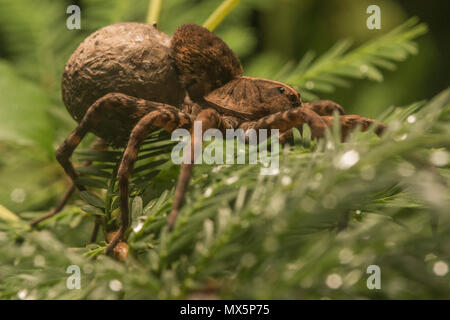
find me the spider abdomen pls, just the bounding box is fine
[62,22,185,143]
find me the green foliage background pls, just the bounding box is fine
[0,0,449,299]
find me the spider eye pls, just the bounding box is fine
[278,87,285,94]
[289,93,300,107]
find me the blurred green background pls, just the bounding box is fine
[0,0,448,237]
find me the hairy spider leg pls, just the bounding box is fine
[239,105,385,144]
[167,108,235,231]
[278,116,385,144]
[320,114,386,141]
[105,102,192,254]
[55,93,142,190]
[53,92,191,254]
[239,106,328,138]
[30,138,107,228]
[303,100,346,116]
[302,100,385,139]
[30,184,76,226]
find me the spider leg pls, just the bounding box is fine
[56,129,89,191]
[303,100,346,116]
[321,114,386,140]
[53,92,190,254]
[105,106,192,255]
[240,106,385,143]
[30,138,106,227]
[167,109,233,231]
[278,114,385,144]
[239,106,328,138]
[55,92,162,189]
[302,101,386,139]
[29,184,76,226]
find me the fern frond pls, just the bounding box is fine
[281,18,428,101]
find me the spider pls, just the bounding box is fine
[31,23,385,255]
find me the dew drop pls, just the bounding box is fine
[133,222,144,233]
[10,188,26,203]
[326,141,335,150]
[430,150,449,167]
[204,187,213,197]
[225,176,239,185]
[306,81,314,90]
[326,273,342,289]
[395,133,408,141]
[407,115,416,123]
[360,64,369,73]
[109,279,123,292]
[335,150,360,170]
[17,289,28,300]
[433,261,448,276]
[281,176,292,186]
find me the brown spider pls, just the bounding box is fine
[31,23,385,255]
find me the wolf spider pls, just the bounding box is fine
[31,24,385,255]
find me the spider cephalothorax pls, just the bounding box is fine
[32,22,385,256]
[204,77,303,119]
